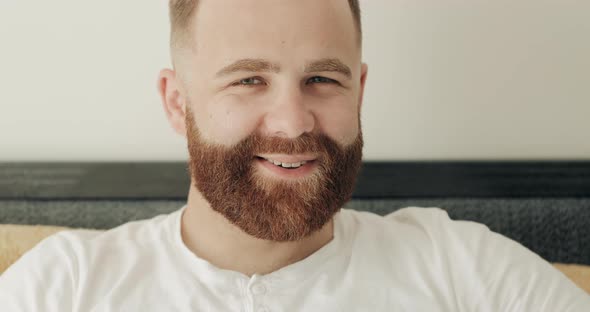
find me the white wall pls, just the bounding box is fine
[1,0,589,161]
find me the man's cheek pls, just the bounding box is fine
[316,113,359,145]
[207,112,261,146]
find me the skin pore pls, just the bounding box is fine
[158,0,368,276]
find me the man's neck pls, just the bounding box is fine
[181,183,335,277]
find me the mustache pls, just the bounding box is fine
[185,105,352,159]
[234,132,345,159]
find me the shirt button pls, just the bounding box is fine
[251,283,267,295]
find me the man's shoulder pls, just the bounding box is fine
[58,207,183,251]
[1,207,183,288]
[336,206,460,257]
[340,206,455,233]
[339,206,492,251]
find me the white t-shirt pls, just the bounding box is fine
[1,206,589,311]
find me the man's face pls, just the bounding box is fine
[175,0,368,241]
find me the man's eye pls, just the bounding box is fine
[234,77,264,86]
[307,76,337,84]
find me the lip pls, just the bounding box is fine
[255,157,318,179]
[256,154,318,163]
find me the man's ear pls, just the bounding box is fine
[158,69,187,138]
[358,63,368,110]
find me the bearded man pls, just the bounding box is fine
[1,0,589,311]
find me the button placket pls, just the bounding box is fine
[251,283,267,295]
[247,274,272,312]
[249,281,269,312]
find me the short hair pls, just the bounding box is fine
[169,0,362,49]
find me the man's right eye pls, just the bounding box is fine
[233,77,264,86]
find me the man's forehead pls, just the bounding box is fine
[187,0,359,72]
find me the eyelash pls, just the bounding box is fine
[232,76,338,87]
[307,76,337,85]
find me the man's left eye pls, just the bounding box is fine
[307,76,336,84]
[237,77,264,86]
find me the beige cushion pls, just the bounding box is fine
[553,263,590,294]
[0,224,589,294]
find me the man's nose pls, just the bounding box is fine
[263,88,315,139]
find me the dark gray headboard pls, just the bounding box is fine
[1,161,589,265]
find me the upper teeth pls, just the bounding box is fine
[263,157,307,168]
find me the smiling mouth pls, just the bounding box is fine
[255,156,316,169]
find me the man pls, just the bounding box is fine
[1,0,589,310]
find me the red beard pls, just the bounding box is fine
[186,111,363,242]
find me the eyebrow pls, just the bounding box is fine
[216,59,280,77]
[305,58,352,79]
[215,58,352,79]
